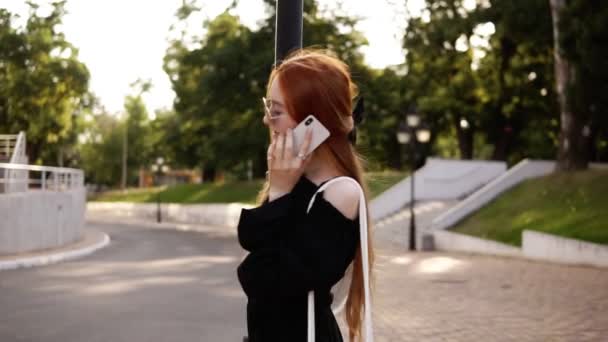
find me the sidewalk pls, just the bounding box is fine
[0,229,109,271]
[367,243,608,342]
[345,202,608,341]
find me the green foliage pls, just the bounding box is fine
[90,181,264,204]
[364,170,409,198]
[163,0,402,177]
[76,84,165,187]
[402,0,480,160]
[77,110,123,185]
[123,79,153,182]
[476,0,557,163]
[452,169,608,245]
[0,2,90,165]
[164,11,268,176]
[402,0,559,163]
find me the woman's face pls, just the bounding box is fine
[263,77,298,134]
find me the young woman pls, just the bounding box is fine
[237,49,374,342]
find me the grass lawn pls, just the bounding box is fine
[451,169,608,246]
[90,170,408,204]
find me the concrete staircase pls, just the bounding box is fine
[370,158,507,222]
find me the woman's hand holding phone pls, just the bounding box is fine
[267,127,313,201]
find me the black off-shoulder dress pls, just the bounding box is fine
[237,175,360,342]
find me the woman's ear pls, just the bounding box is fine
[346,116,354,132]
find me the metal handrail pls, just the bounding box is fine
[0,134,18,159]
[0,162,84,193]
[9,132,26,164]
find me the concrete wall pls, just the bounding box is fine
[433,229,608,268]
[86,202,253,228]
[0,188,86,254]
[370,158,506,221]
[432,229,523,258]
[523,230,608,268]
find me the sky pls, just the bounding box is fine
[2,0,430,116]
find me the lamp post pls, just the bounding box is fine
[151,157,168,223]
[275,0,303,64]
[396,106,431,251]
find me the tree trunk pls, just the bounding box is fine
[491,37,516,161]
[455,118,473,160]
[201,164,216,183]
[550,0,589,171]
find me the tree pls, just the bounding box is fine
[402,0,480,160]
[77,103,124,186]
[549,0,586,170]
[401,0,559,164]
[121,79,153,187]
[164,0,373,179]
[0,2,90,165]
[554,0,608,169]
[476,0,556,162]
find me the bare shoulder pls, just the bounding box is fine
[322,180,360,220]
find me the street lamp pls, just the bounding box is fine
[397,106,431,251]
[151,157,168,223]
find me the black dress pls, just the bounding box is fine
[237,175,360,342]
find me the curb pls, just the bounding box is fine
[0,232,110,271]
[87,217,236,235]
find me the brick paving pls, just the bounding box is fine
[334,202,608,341]
[359,243,608,342]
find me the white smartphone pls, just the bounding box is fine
[292,114,330,155]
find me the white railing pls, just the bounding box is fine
[0,131,27,163]
[0,134,19,160]
[0,163,84,193]
[10,131,27,164]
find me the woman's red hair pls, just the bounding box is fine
[257,49,374,342]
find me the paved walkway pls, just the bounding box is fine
[370,244,608,342]
[365,202,608,341]
[1,215,607,341]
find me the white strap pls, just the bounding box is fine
[306,176,374,342]
[308,291,315,342]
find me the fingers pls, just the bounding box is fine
[276,132,286,162]
[269,129,312,171]
[284,129,294,161]
[298,127,314,159]
[267,137,277,168]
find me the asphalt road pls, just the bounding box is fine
[0,221,247,342]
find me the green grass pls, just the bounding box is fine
[90,170,408,204]
[365,170,409,198]
[452,169,608,246]
[91,180,265,204]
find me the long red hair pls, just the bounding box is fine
[257,49,374,341]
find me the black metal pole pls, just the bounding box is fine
[275,0,303,64]
[156,171,162,223]
[409,136,417,251]
[157,190,161,223]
